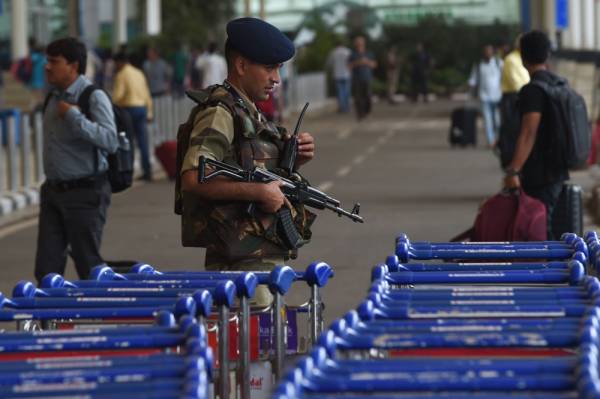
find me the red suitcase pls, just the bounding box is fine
[154,140,178,180]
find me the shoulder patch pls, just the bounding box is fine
[192,105,235,143]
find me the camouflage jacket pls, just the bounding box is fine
[175,82,315,263]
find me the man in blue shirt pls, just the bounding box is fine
[35,37,119,283]
[349,36,377,120]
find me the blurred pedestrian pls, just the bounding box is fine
[385,45,400,104]
[349,36,377,120]
[100,49,115,91]
[326,39,351,113]
[189,47,204,90]
[84,44,101,85]
[29,39,47,107]
[113,52,154,181]
[498,36,530,167]
[35,37,118,283]
[143,47,171,97]
[469,44,503,147]
[409,42,430,103]
[195,42,227,88]
[172,45,189,97]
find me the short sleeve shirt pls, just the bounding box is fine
[180,83,259,174]
[180,105,235,174]
[517,70,569,188]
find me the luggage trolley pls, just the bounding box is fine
[0,311,212,398]
[395,233,589,265]
[24,272,240,399]
[273,314,600,398]
[86,261,334,398]
[271,233,600,398]
[272,278,600,397]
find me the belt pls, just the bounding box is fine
[46,174,106,192]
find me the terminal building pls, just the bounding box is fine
[2,0,600,58]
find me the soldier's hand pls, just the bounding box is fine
[257,181,285,213]
[296,132,315,167]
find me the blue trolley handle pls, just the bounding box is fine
[268,265,297,384]
[397,232,582,249]
[233,273,258,399]
[0,296,198,323]
[213,279,236,399]
[383,254,586,273]
[41,273,230,289]
[369,282,593,302]
[328,322,581,351]
[379,261,585,286]
[131,263,334,285]
[395,241,583,263]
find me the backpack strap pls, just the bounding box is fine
[77,84,98,120]
[42,92,53,114]
[77,84,101,175]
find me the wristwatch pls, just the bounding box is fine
[504,167,520,177]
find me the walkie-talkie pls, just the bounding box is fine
[279,102,309,176]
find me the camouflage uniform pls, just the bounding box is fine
[177,82,315,273]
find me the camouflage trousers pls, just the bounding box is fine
[205,253,286,307]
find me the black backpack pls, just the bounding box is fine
[530,75,591,169]
[44,85,135,193]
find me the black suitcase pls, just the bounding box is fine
[551,183,583,238]
[449,107,478,146]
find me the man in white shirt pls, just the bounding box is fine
[195,42,227,88]
[469,45,503,147]
[326,40,352,113]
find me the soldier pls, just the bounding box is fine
[176,18,316,305]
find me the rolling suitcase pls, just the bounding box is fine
[154,140,178,180]
[449,107,478,147]
[551,183,583,238]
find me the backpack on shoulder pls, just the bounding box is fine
[530,75,591,169]
[44,85,135,193]
[452,189,547,242]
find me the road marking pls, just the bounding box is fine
[336,166,352,177]
[366,145,377,155]
[0,218,38,240]
[336,127,352,139]
[376,135,388,145]
[317,181,334,191]
[352,155,366,165]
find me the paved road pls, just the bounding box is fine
[0,99,594,325]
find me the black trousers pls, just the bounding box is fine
[523,181,564,240]
[498,92,520,168]
[34,177,111,283]
[352,79,372,119]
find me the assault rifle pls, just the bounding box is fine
[197,156,363,249]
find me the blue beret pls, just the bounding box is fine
[226,17,295,64]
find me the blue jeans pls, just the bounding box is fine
[335,78,351,113]
[481,100,500,145]
[124,106,151,178]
